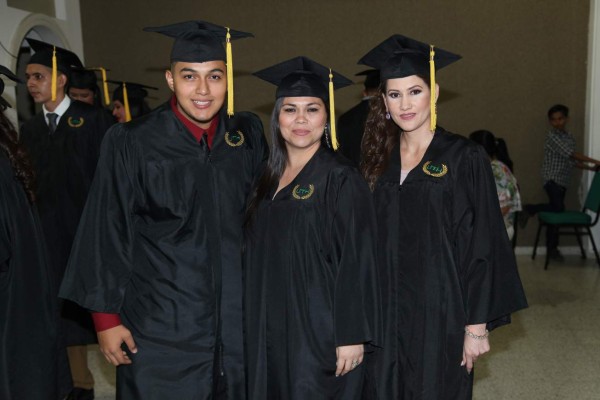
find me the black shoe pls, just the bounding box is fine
[548,248,565,262]
[65,388,94,400]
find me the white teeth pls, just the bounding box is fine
[193,100,210,106]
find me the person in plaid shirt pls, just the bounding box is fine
[523,104,600,260]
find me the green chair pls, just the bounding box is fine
[532,172,600,269]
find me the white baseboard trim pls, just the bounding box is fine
[514,246,588,256]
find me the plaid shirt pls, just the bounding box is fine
[541,128,575,187]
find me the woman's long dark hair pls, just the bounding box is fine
[361,74,432,190]
[244,97,329,226]
[0,111,36,203]
[244,98,289,227]
[469,130,514,172]
[360,87,400,191]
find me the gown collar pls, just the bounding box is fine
[379,127,450,184]
[270,146,331,200]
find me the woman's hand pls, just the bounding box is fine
[97,324,137,366]
[462,324,490,374]
[335,344,364,376]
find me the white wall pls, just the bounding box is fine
[586,0,600,252]
[0,0,83,123]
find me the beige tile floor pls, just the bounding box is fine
[88,255,600,399]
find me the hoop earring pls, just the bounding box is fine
[324,123,332,149]
[385,111,391,120]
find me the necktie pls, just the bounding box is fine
[200,132,209,150]
[47,113,58,134]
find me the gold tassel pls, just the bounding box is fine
[429,45,436,132]
[123,83,132,122]
[51,46,57,101]
[99,68,110,106]
[328,68,339,151]
[226,27,234,117]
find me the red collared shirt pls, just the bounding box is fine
[170,95,218,148]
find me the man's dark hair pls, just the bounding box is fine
[548,104,569,118]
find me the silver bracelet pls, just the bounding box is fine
[464,327,489,340]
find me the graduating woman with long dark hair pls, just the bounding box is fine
[359,36,528,399]
[244,57,381,399]
[0,65,58,399]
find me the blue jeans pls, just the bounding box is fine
[527,180,566,250]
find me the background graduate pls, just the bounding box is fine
[59,20,268,399]
[0,65,58,399]
[245,56,381,399]
[63,64,117,400]
[19,39,115,399]
[359,35,528,399]
[109,80,156,123]
[337,69,380,166]
[68,68,104,108]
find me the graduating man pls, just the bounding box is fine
[60,21,268,399]
[337,69,380,166]
[20,39,115,400]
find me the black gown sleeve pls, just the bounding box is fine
[59,124,138,312]
[454,146,528,329]
[0,189,9,268]
[328,169,382,348]
[249,114,269,179]
[85,107,116,180]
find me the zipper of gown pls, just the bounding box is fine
[208,147,222,377]
[210,148,223,377]
[202,142,223,378]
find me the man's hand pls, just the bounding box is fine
[97,324,137,366]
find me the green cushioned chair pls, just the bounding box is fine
[532,172,600,269]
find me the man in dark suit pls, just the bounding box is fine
[337,69,380,166]
[20,39,114,400]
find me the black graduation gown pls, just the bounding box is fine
[0,154,58,399]
[369,129,528,400]
[19,100,114,346]
[59,103,268,400]
[244,148,381,400]
[337,99,370,166]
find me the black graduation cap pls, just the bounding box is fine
[253,56,352,100]
[0,65,23,110]
[70,68,98,89]
[143,20,253,63]
[108,80,158,122]
[358,34,461,131]
[26,38,84,101]
[144,21,253,116]
[253,56,353,150]
[71,67,112,106]
[355,69,380,90]
[26,38,83,74]
[358,34,461,80]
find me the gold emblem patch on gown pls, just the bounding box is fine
[67,116,85,128]
[225,130,245,147]
[292,184,314,200]
[422,161,448,177]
